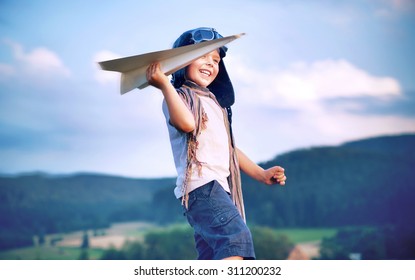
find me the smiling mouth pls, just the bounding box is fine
[200,69,211,76]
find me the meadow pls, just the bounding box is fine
[0,222,337,260]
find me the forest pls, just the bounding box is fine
[1,134,414,259]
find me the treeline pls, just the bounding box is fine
[243,134,415,228]
[0,174,176,250]
[92,225,415,260]
[1,134,414,252]
[319,224,415,260]
[97,225,293,260]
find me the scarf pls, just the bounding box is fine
[177,80,246,221]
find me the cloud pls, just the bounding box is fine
[387,0,415,11]
[280,59,401,98]
[228,57,402,108]
[93,50,121,85]
[2,39,71,81]
[374,0,415,18]
[0,63,15,79]
[225,56,413,164]
[233,102,415,162]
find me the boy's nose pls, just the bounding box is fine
[205,57,214,67]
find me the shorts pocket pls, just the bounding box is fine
[210,207,240,228]
[206,181,240,228]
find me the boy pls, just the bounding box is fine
[146,27,286,260]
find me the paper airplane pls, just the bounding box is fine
[98,33,245,94]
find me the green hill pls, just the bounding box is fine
[0,174,175,250]
[243,134,415,227]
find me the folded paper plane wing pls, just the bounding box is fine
[99,33,245,94]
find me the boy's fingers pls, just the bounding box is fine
[268,166,286,185]
[274,175,285,181]
[274,174,286,182]
[271,174,286,181]
[273,171,285,177]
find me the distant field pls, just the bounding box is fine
[272,228,338,243]
[0,222,339,260]
[0,221,154,260]
[0,246,105,260]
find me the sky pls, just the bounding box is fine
[0,0,414,178]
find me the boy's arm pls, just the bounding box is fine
[146,62,195,133]
[236,148,286,186]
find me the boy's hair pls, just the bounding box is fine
[171,27,235,108]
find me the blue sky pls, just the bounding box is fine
[1,0,414,178]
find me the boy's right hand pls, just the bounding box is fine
[146,62,169,90]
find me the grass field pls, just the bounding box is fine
[0,222,339,260]
[272,228,338,243]
[0,246,105,260]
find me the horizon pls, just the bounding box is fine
[1,132,412,179]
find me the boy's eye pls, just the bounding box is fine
[200,55,220,65]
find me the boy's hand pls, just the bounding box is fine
[264,166,286,186]
[146,62,170,90]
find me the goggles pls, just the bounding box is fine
[188,27,228,54]
[189,27,223,43]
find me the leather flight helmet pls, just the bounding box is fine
[171,27,235,108]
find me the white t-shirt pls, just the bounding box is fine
[162,94,231,198]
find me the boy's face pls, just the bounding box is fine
[185,50,220,88]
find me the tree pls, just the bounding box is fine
[144,226,196,259]
[123,241,145,260]
[100,246,126,260]
[319,227,387,260]
[79,249,89,260]
[251,226,294,260]
[81,231,89,249]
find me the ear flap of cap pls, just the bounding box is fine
[208,60,235,108]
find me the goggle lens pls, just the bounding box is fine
[190,28,222,43]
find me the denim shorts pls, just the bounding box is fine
[183,180,255,260]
